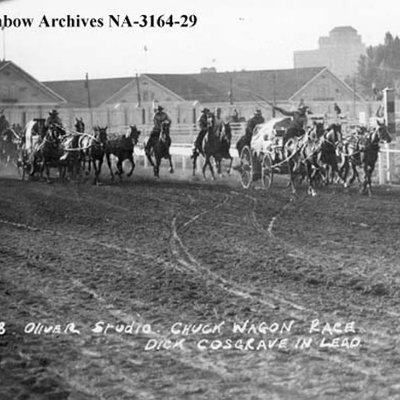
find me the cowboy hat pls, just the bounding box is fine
[201,108,210,113]
[49,109,59,115]
[298,105,309,112]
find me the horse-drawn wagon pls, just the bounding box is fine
[239,117,291,189]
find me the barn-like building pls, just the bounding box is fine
[0,60,369,130]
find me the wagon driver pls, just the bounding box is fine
[46,109,63,130]
[236,109,265,156]
[272,104,311,146]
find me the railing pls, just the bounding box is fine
[377,145,400,185]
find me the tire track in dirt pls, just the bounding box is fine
[1,226,305,400]
[0,219,237,381]
[166,189,400,383]
[241,190,400,371]
[2,180,399,393]
[260,192,400,317]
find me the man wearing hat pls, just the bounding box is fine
[145,105,171,155]
[45,109,63,130]
[236,109,265,156]
[273,104,310,132]
[191,107,210,158]
[272,104,311,146]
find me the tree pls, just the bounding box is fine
[357,32,400,99]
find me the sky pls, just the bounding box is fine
[0,0,400,81]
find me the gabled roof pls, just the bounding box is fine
[43,77,135,108]
[145,67,327,103]
[0,60,66,104]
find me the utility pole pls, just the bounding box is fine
[135,73,141,107]
[353,76,356,120]
[2,27,6,61]
[272,71,277,117]
[85,72,93,128]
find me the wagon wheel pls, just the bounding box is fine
[261,152,273,189]
[239,146,253,189]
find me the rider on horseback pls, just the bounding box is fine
[0,113,10,136]
[145,105,171,155]
[191,107,211,158]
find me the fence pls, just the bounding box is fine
[377,145,400,185]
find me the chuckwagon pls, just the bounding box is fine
[239,117,292,189]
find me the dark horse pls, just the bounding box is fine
[79,126,108,185]
[74,118,85,133]
[105,125,141,181]
[145,121,173,178]
[214,121,233,176]
[359,121,392,196]
[32,125,69,182]
[192,113,227,180]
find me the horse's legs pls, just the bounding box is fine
[203,157,215,180]
[192,152,198,176]
[168,154,174,173]
[93,159,102,185]
[116,159,123,181]
[288,159,297,194]
[105,153,114,181]
[154,156,161,178]
[227,156,233,175]
[45,162,51,183]
[216,157,222,177]
[97,157,104,185]
[306,161,316,196]
[127,155,135,177]
[145,148,155,168]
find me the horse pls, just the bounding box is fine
[145,121,173,178]
[359,121,392,196]
[33,125,67,183]
[215,121,234,175]
[194,113,228,180]
[105,125,141,181]
[339,129,365,188]
[75,118,85,133]
[58,131,82,181]
[79,126,108,185]
[284,127,323,196]
[0,127,20,168]
[317,123,343,185]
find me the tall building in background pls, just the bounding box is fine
[294,26,366,80]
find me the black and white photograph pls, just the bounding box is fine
[1,0,400,398]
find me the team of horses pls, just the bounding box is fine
[277,119,392,196]
[8,118,141,184]
[0,113,393,195]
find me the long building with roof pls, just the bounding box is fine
[0,59,366,130]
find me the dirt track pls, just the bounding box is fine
[1,167,400,400]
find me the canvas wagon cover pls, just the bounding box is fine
[250,117,292,153]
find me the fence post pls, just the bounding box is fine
[385,144,391,184]
[378,152,385,184]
